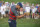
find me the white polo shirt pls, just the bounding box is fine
[25,6,30,13]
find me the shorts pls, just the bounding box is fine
[8,19,16,27]
[24,12,30,16]
[38,12,40,15]
[5,11,8,14]
[32,13,35,16]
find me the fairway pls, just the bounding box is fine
[0,18,40,27]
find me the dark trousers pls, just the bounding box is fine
[0,12,1,18]
[8,19,16,27]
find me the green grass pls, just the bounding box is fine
[0,18,40,27]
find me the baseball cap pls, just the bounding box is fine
[17,2,23,8]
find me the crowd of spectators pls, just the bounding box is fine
[0,1,40,19]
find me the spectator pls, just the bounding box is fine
[20,8,23,15]
[32,6,36,18]
[1,4,5,19]
[11,2,15,6]
[38,6,40,18]
[24,2,30,19]
[5,4,10,17]
[0,7,1,17]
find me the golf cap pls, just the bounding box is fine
[17,2,23,8]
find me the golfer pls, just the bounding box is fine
[8,2,25,27]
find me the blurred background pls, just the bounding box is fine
[0,0,40,27]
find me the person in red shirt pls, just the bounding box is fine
[8,2,25,27]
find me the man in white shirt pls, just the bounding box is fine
[24,2,30,18]
[1,4,6,19]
